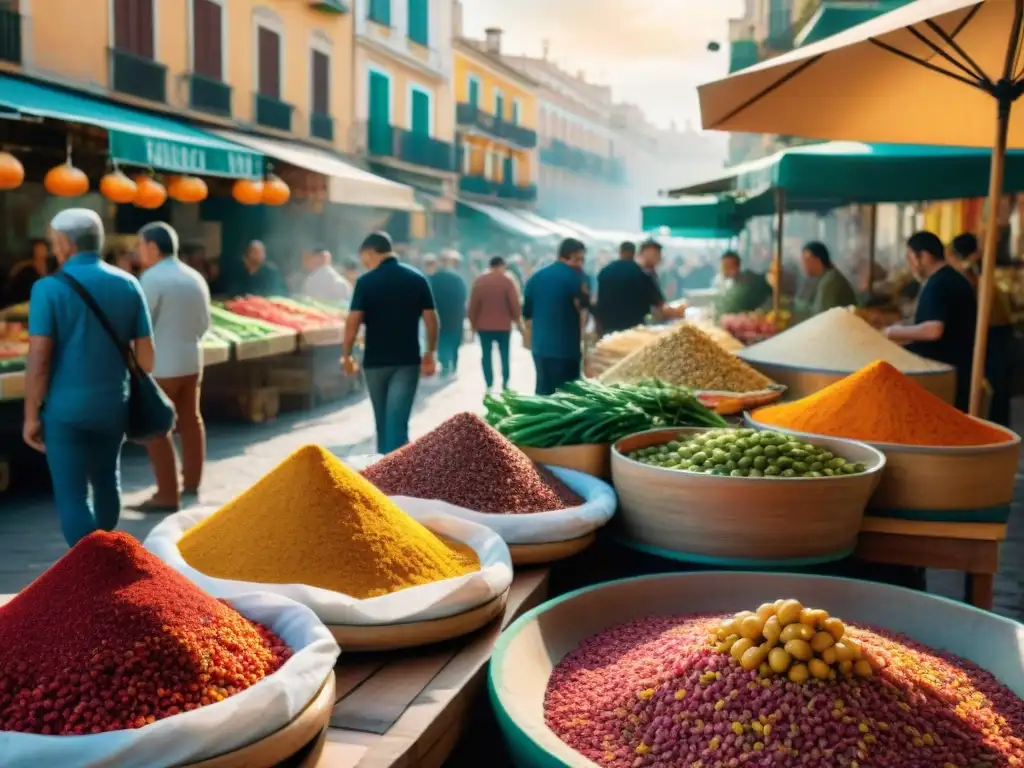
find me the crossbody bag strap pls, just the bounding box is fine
[59,271,139,373]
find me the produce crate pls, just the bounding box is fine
[200,385,280,424]
[234,331,299,361]
[299,325,344,347]
[202,344,231,367]
[0,372,25,401]
[264,345,352,411]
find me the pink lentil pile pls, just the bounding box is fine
[361,412,584,514]
[545,615,1024,767]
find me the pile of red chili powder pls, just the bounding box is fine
[0,531,291,735]
[545,614,1024,767]
[362,412,584,514]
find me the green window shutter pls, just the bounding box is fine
[410,89,430,135]
[495,93,504,120]
[511,100,520,125]
[368,71,391,154]
[468,77,479,106]
[369,0,390,25]
[408,0,428,46]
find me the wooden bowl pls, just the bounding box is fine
[327,589,509,652]
[184,671,336,767]
[739,359,957,404]
[508,532,597,565]
[488,572,1024,768]
[746,415,1021,523]
[518,444,611,480]
[611,428,885,564]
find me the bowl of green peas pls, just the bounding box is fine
[611,427,885,564]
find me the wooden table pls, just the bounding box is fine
[856,517,1007,609]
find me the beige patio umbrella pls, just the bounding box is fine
[699,0,1024,416]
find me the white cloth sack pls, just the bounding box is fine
[350,456,618,545]
[145,506,513,627]
[0,592,339,768]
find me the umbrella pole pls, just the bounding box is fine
[773,188,786,315]
[969,108,1010,417]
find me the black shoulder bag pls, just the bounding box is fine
[60,272,176,441]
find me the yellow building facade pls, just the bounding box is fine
[452,33,538,207]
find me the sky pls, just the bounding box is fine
[460,0,744,129]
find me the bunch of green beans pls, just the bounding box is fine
[484,378,727,448]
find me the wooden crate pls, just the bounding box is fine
[201,386,280,424]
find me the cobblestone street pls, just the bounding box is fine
[0,339,1020,623]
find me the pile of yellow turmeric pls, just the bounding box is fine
[752,361,1012,447]
[178,445,479,599]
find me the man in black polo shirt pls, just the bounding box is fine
[595,240,682,336]
[886,230,977,411]
[342,232,438,453]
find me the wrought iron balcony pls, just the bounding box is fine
[310,112,334,142]
[0,8,21,65]
[459,174,497,196]
[188,73,232,117]
[367,121,455,172]
[255,93,294,132]
[456,103,537,149]
[497,183,537,201]
[109,48,167,103]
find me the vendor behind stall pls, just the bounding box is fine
[235,240,284,297]
[801,241,857,316]
[885,230,977,412]
[715,251,773,315]
[595,240,684,336]
[3,239,51,307]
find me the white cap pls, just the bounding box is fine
[50,208,104,253]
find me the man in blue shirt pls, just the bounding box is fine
[24,209,155,546]
[342,232,438,453]
[523,238,589,395]
[430,250,469,377]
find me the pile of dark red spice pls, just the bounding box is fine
[545,614,1024,767]
[362,412,585,514]
[0,531,291,735]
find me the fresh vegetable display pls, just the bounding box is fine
[209,305,290,342]
[277,296,347,318]
[484,379,727,448]
[719,309,791,343]
[0,356,25,374]
[224,296,340,332]
[625,427,868,478]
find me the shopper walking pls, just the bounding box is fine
[469,256,521,390]
[342,232,438,453]
[23,209,155,546]
[134,223,211,511]
[523,238,589,396]
[431,250,469,377]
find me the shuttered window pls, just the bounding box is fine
[113,0,154,58]
[311,50,330,115]
[192,0,223,80]
[257,26,281,99]
[368,0,390,25]
[407,0,428,46]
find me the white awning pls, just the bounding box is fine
[213,130,421,212]
[558,220,639,245]
[511,210,579,238]
[458,200,553,239]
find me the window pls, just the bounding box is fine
[511,98,521,125]
[368,69,391,125]
[409,87,430,135]
[113,0,154,58]
[407,0,428,46]
[493,88,504,120]
[484,150,494,179]
[467,75,480,106]
[462,141,472,174]
[311,49,330,115]
[257,25,281,98]
[368,0,390,25]
[511,154,520,184]
[192,0,223,80]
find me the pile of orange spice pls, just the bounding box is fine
[752,361,1012,447]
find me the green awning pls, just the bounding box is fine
[729,40,759,74]
[456,199,553,239]
[642,196,744,237]
[0,75,262,178]
[795,1,913,48]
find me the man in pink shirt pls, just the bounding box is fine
[469,256,522,390]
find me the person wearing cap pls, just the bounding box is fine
[523,237,590,395]
[24,209,156,546]
[595,240,683,336]
[135,222,212,511]
[430,250,469,377]
[342,232,438,453]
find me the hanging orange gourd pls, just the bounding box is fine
[168,175,208,204]
[232,178,264,205]
[261,174,290,206]
[0,151,25,191]
[99,170,137,204]
[44,162,89,197]
[133,175,167,209]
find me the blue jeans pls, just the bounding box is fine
[438,329,462,375]
[44,422,124,547]
[364,365,420,454]
[479,331,511,389]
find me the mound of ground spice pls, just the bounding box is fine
[179,445,479,599]
[362,412,584,514]
[0,531,290,735]
[754,360,1012,447]
[545,614,1024,767]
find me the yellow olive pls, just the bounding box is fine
[731,638,755,661]
[734,611,755,622]
[800,608,830,628]
[822,617,846,641]
[844,638,863,660]
[780,623,814,643]
[762,615,782,647]
[810,631,836,653]
[776,600,804,626]
[784,639,813,662]
[741,645,768,671]
[768,647,792,674]
[854,659,873,678]
[756,603,777,621]
[716,620,737,640]
[821,647,839,665]
[808,658,830,680]
[758,662,773,678]
[833,642,856,663]
[788,663,810,684]
[739,615,765,640]
[839,659,854,677]
[717,635,739,654]
[828,668,838,681]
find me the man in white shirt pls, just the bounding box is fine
[300,247,352,306]
[136,222,211,511]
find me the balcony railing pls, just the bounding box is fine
[188,73,232,117]
[541,140,627,184]
[310,112,334,142]
[498,183,537,201]
[367,121,455,172]
[0,8,22,65]
[109,48,167,103]
[459,175,497,196]
[255,93,294,132]
[455,103,537,149]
